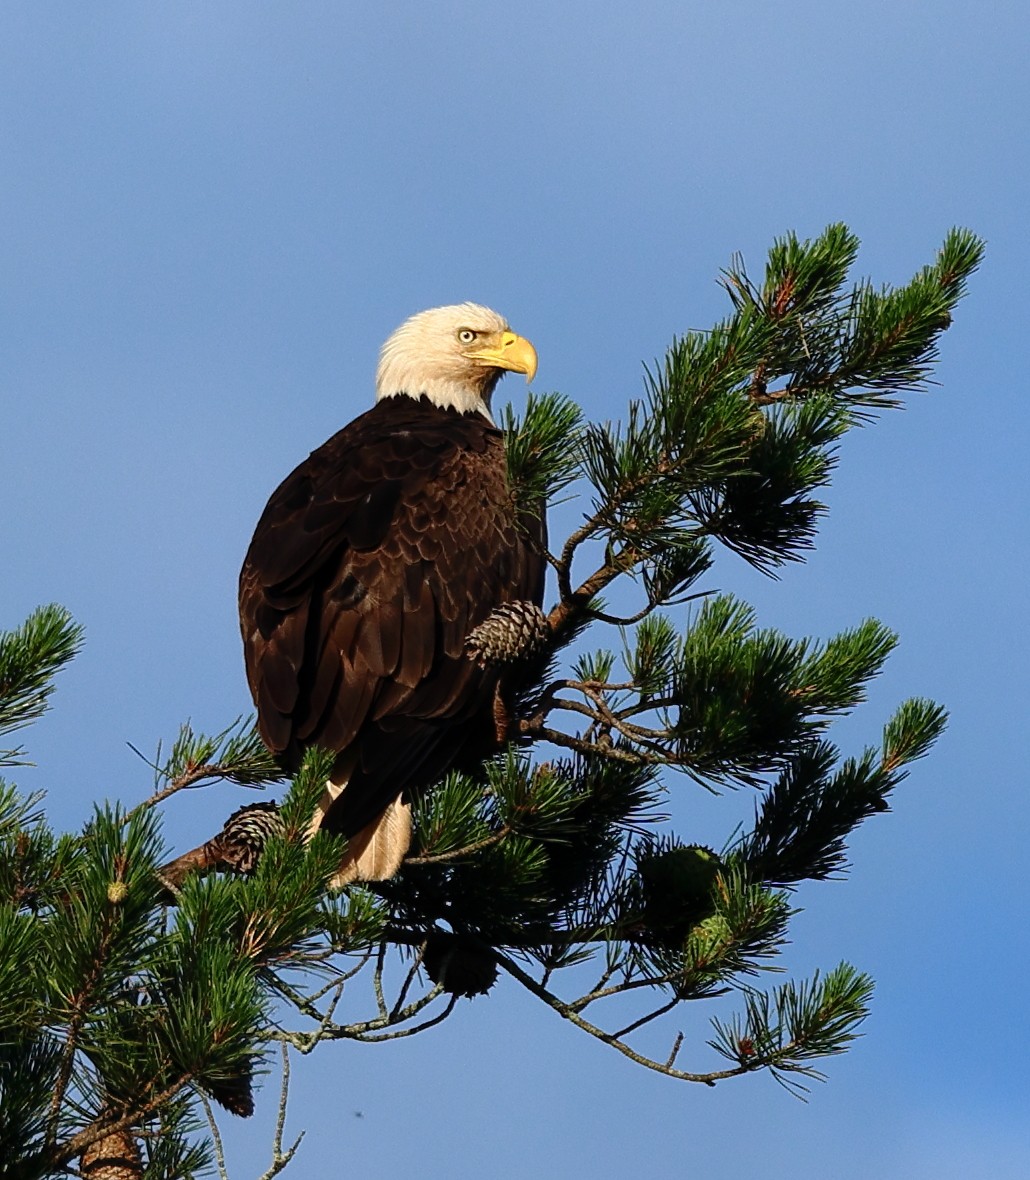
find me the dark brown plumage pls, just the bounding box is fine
[239,394,545,877]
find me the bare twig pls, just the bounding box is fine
[517,722,670,766]
[583,602,656,627]
[273,958,453,1051]
[570,967,713,1011]
[611,996,681,1040]
[297,980,346,1056]
[666,1032,685,1069]
[493,951,747,1087]
[255,1043,306,1180]
[352,994,460,1042]
[196,1091,229,1180]
[273,1044,291,1155]
[390,943,429,1017]
[372,941,388,1020]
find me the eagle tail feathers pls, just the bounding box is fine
[311,776,412,886]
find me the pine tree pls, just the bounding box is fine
[0,225,982,1176]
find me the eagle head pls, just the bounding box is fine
[375,302,537,421]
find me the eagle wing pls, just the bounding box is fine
[239,398,545,837]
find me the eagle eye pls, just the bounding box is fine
[458,329,477,344]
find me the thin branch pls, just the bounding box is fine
[611,996,681,1040]
[749,383,813,406]
[517,722,670,766]
[292,980,346,1056]
[306,971,357,1004]
[49,1073,193,1171]
[123,764,227,824]
[372,941,388,1020]
[404,825,512,866]
[196,1091,229,1180]
[571,967,713,1011]
[666,1032,685,1069]
[328,979,448,1037]
[555,514,607,603]
[273,971,450,1049]
[390,943,428,1017]
[568,678,640,693]
[254,1041,306,1180]
[257,1130,305,1179]
[351,994,460,1042]
[273,1043,291,1155]
[494,951,747,1087]
[584,602,656,627]
[266,974,328,1026]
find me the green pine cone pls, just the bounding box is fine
[638,844,723,942]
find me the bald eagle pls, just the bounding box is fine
[239,304,544,884]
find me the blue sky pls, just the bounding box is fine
[2,3,1028,1177]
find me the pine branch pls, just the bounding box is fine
[0,605,83,765]
[493,949,741,1087]
[736,699,947,885]
[125,717,283,823]
[0,226,978,1166]
[42,1072,193,1175]
[708,963,874,1096]
[502,390,584,508]
[255,1045,305,1180]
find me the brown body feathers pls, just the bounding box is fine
[239,395,545,855]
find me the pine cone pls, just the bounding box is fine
[157,801,284,893]
[423,932,498,997]
[215,801,285,874]
[466,601,550,668]
[206,1072,255,1118]
[638,844,723,944]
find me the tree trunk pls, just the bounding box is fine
[80,1127,142,1180]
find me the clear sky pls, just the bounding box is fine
[2,3,1028,1177]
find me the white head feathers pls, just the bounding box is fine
[375,303,536,421]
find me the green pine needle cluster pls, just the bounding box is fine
[0,225,982,1170]
[132,715,283,798]
[0,605,82,766]
[709,963,876,1096]
[0,742,363,1177]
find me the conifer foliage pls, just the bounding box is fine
[0,226,982,1175]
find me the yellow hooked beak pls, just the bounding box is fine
[468,331,538,383]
